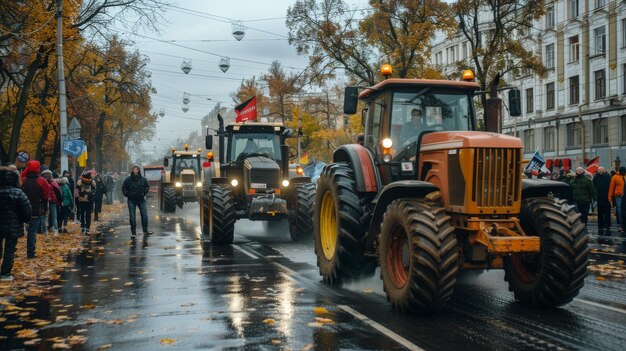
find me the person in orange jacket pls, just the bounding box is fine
[608,166,626,231]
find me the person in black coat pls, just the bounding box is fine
[122,165,153,237]
[93,173,107,222]
[594,166,613,235]
[0,166,32,280]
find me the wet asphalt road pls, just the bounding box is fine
[1,200,626,350]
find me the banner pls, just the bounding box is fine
[300,151,309,165]
[235,96,257,122]
[77,144,88,167]
[586,156,600,175]
[523,149,545,173]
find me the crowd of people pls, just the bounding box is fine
[0,160,119,282]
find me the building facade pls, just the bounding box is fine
[432,0,626,171]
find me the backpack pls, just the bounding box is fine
[78,181,94,202]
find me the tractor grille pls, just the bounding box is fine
[181,174,195,183]
[249,169,279,189]
[472,148,521,207]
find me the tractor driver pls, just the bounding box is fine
[399,108,427,146]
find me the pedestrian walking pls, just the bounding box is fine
[0,166,32,281]
[76,170,96,234]
[93,172,107,222]
[104,172,115,204]
[57,177,73,233]
[608,167,625,231]
[593,167,612,235]
[41,170,61,236]
[21,160,50,258]
[571,167,596,225]
[122,165,154,237]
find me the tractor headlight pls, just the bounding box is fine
[230,179,239,187]
[383,154,392,163]
[175,182,182,188]
[196,182,202,187]
[281,179,290,187]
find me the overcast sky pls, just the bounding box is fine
[113,0,340,155]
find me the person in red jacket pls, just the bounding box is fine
[21,160,50,258]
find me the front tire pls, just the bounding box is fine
[200,190,212,240]
[211,185,236,245]
[289,183,316,242]
[504,197,589,307]
[379,199,459,313]
[163,186,176,213]
[313,163,376,284]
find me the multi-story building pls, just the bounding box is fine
[432,0,626,171]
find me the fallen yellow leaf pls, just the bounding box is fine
[124,282,134,286]
[262,318,276,324]
[596,276,606,281]
[67,335,88,345]
[82,304,96,309]
[160,338,176,344]
[4,324,22,329]
[271,339,281,345]
[97,344,112,350]
[23,338,41,345]
[313,307,329,315]
[16,329,38,338]
[52,342,71,349]
[315,317,334,324]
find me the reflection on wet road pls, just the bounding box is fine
[1,202,625,350]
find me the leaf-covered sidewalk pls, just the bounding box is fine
[0,203,125,347]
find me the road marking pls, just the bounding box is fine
[338,305,426,351]
[574,298,626,315]
[232,245,259,260]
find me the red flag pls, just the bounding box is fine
[586,156,600,175]
[235,96,257,122]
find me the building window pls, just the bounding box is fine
[447,46,456,64]
[622,19,626,48]
[544,126,555,151]
[621,116,626,144]
[546,7,555,28]
[569,36,579,62]
[462,42,468,60]
[594,26,606,54]
[623,64,626,95]
[569,76,579,105]
[593,118,609,145]
[568,0,578,19]
[524,129,535,151]
[435,51,442,65]
[546,82,555,110]
[596,0,606,9]
[545,44,555,69]
[526,88,534,113]
[567,122,581,147]
[595,69,606,100]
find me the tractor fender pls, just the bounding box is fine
[366,181,440,251]
[521,179,572,202]
[333,144,380,193]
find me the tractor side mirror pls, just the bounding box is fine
[205,135,213,149]
[163,158,169,167]
[508,89,522,117]
[344,86,359,114]
[282,128,294,138]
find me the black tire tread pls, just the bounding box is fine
[290,183,316,242]
[504,197,589,307]
[211,185,236,245]
[163,186,176,213]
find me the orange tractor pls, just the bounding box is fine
[314,66,588,313]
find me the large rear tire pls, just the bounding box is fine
[163,186,176,213]
[313,163,376,284]
[379,199,459,313]
[289,183,316,242]
[504,197,589,307]
[211,185,236,245]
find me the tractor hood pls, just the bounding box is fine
[420,131,523,152]
[244,156,280,171]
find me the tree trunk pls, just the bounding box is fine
[8,51,43,163]
[50,133,60,171]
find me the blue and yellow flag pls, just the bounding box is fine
[77,144,88,167]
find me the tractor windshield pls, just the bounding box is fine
[173,156,200,175]
[389,90,473,160]
[229,133,281,162]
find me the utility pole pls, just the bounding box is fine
[56,0,69,173]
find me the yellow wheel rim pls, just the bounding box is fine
[320,190,337,261]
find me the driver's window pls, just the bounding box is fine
[365,97,384,150]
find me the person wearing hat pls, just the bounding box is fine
[76,170,96,234]
[571,167,596,226]
[608,166,626,232]
[21,160,51,258]
[356,133,365,146]
[122,165,153,237]
[41,170,61,236]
